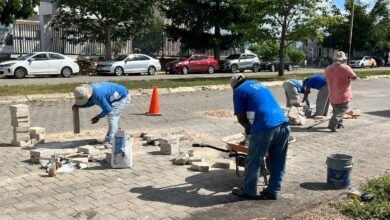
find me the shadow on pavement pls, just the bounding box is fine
[0,143,12,147]
[300,182,333,191]
[365,110,390,118]
[130,170,242,207]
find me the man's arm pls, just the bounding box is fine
[236,112,251,135]
[301,90,310,107]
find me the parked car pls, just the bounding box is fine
[372,56,384,67]
[260,58,294,72]
[96,54,161,76]
[349,56,377,68]
[219,53,260,73]
[166,54,219,74]
[0,52,79,79]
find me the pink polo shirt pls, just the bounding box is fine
[324,63,356,104]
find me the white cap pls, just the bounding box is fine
[73,84,92,105]
[230,74,245,89]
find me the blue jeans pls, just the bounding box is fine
[242,123,290,196]
[105,95,131,144]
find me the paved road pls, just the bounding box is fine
[0,78,389,219]
[1,67,389,86]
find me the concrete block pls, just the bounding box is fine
[105,152,112,164]
[30,127,45,136]
[212,159,232,169]
[30,149,54,158]
[10,109,30,118]
[13,129,31,142]
[191,162,210,172]
[11,119,30,127]
[188,157,205,164]
[188,150,194,157]
[77,145,99,155]
[12,140,30,147]
[173,152,190,165]
[71,157,89,163]
[9,104,29,112]
[160,143,179,155]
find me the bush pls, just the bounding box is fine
[287,49,306,65]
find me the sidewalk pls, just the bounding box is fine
[0,78,389,219]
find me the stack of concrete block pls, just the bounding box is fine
[30,127,45,144]
[30,149,55,163]
[159,136,179,155]
[9,104,31,147]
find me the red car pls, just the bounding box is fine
[166,54,219,74]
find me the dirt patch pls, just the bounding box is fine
[198,109,234,118]
[287,203,351,220]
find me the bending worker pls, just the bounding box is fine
[230,74,290,200]
[72,82,131,146]
[301,74,329,118]
[283,79,310,107]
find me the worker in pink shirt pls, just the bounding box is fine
[324,51,357,132]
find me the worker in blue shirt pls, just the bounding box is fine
[302,74,329,118]
[72,82,131,146]
[230,74,290,200]
[283,79,310,107]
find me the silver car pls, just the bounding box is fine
[219,53,261,73]
[96,54,161,76]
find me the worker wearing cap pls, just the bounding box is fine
[72,82,130,146]
[301,74,329,118]
[230,74,290,200]
[283,79,310,107]
[324,51,357,132]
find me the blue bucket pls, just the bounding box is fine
[326,154,353,189]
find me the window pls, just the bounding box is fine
[126,55,136,62]
[136,55,150,61]
[199,56,208,60]
[240,54,248,59]
[48,53,65,60]
[190,56,200,61]
[32,53,48,60]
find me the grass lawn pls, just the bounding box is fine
[0,70,389,96]
[333,175,390,220]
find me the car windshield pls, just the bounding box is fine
[353,57,363,60]
[113,55,128,61]
[226,54,240,59]
[178,55,191,61]
[17,53,35,60]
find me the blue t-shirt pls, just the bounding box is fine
[305,75,327,91]
[81,82,129,118]
[290,79,305,93]
[233,80,287,134]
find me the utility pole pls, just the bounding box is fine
[347,0,355,65]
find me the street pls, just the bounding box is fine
[0,78,389,219]
[0,67,390,86]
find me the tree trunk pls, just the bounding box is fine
[105,24,112,60]
[278,16,288,77]
[213,0,221,60]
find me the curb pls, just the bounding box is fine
[0,76,386,104]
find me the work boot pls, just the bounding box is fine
[328,126,336,132]
[232,187,259,200]
[258,189,277,200]
[337,123,344,129]
[288,135,297,144]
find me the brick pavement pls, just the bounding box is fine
[0,78,389,219]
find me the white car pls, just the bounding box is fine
[349,56,377,68]
[0,52,80,79]
[96,54,161,76]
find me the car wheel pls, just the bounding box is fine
[371,63,375,68]
[231,64,238,73]
[270,65,276,72]
[207,66,215,74]
[14,67,27,79]
[114,66,124,76]
[182,66,189,74]
[253,64,260,73]
[147,66,156,75]
[61,66,73,78]
[287,64,293,71]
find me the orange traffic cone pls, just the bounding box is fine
[147,86,161,116]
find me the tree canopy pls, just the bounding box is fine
[0,0,40,25]
[159,0,249,59]
[52,0,158,60]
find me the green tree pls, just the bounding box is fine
[132,19,165,56]
[368,0,390,53]
[249,42,279,61]
[52,0,157,60]
[0,0,40,25]
[240,0,342,76]
[159,0,248,60]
